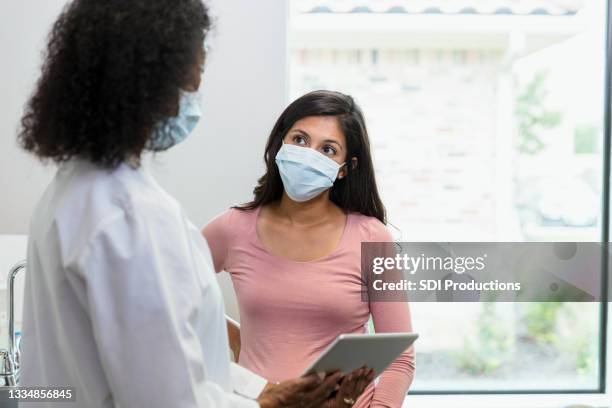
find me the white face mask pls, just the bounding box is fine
[275,143,344,202]
[148,90,202,151]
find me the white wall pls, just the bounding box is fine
[147,0,288,228]
[0,1,68,234]
[0,0,288,319]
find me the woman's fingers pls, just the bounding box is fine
[340,367,374,404]
[345,369,362,396]
[274,375,322,405]
[306,371,342,406]
[290,367,374,408]
[353,368,372,395]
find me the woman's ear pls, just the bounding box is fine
[338,157,358,179]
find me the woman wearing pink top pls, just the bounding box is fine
[203,90,415,408]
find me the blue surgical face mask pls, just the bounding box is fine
[148,90,202,151]
[275,143,344,202]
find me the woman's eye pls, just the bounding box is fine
[322,145,337,156]
[293,135,307,145]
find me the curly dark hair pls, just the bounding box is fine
[18,0,211,168]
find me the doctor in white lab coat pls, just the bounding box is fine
[16,0,343,407]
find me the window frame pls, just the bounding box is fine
[412,0,612,395]
[285,0,612,398]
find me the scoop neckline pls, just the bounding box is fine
[252,205,353,264]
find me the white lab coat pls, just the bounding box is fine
[20,159,265,408]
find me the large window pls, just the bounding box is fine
[288,0,607,393]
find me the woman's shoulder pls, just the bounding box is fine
[348,212,393,242]
[202,206,258,237]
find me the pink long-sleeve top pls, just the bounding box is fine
[202,207,415,408]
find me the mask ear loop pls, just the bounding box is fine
[337,161,349,180]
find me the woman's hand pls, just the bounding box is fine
[323,367,375,407]
[257,372,342,408]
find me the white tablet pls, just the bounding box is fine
[302,333,418,377]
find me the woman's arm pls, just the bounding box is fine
[81,207,258,407]
[368,301,416,407]
[360,219,416,407]
[204,210,242,362]
[201,209,235,272]
[227,317,242,361]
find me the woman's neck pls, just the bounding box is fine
[275,192,339,226]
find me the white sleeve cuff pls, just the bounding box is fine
[230,362,268,400]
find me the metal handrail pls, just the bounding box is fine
[8,261,25,371]
[1,260,26,386]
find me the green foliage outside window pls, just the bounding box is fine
[516,71,562,155]
[454,303,512,375]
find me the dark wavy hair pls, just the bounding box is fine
[239,90,387,224]
[18,0,211,168]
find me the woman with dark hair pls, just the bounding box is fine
[17,1,343,407]
[203,90,416,407]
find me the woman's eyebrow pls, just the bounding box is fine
[291,129,310,138]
